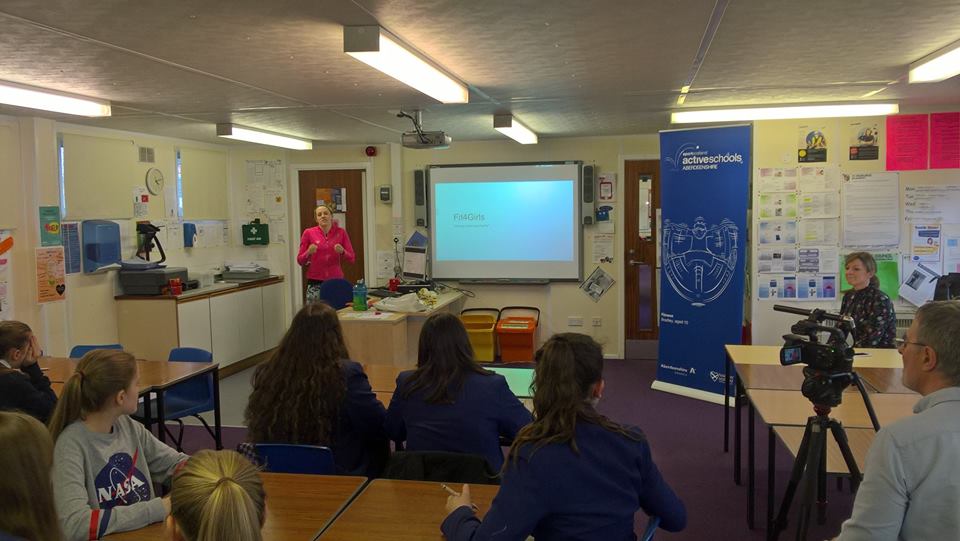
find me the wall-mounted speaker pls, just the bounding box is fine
[414,170,428,227]
[582,164,596,225]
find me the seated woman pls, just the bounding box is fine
[49,349,189,541]
[441,333,686,540]
[841,252,896,348]
[167,450,265,541]
[0,320,57,422]
[385,313,531,471]
[0,411,63,541]
[244,302,388,476]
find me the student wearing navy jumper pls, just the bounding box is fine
[0,321,57,422]
[244,302,388,476]
[385,313,531,471]
[441,333,686,541]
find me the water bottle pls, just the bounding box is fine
[352,279,368,311]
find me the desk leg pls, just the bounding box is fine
[213,367,223,450]
[142,392,154,434]
[767,426,776,541]
[724,354,730,453]
[734,378,743,485]
[156,391,166,444]
[748,399,755,529]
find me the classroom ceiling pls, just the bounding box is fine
[0,0,958,146]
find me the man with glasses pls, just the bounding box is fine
[837,300,960,540]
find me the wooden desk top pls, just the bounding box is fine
[736,364,879,393]
[321,479,499,541]
[40,357,216,392]
[773,426,875,474]
[362,363,404,392]
[726,344,903,369]
[105,473,367,541]
[856,367,919,395]
[748,389,917,429]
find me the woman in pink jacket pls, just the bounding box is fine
[297,204,355,304]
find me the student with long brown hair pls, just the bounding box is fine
[244,302,387,476]
[0,411,63,541]
[167,450,265,541]
[0,320,57,422]
[441,333,686,540]
[385,312,531,470]
[48,349,188,541]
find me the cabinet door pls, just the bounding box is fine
[210,288,265,367]
[261,282,285,349]
[177,298,212,352]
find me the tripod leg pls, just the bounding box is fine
[772,419,813,539]
[828,421,863,491]
[817,431,827,524]
[767,426,776,541]
[795,421,825,541]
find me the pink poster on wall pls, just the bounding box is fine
[930,112,960,169]
[886,114,929,171]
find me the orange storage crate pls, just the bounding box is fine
[461,308,500,362]
[496,306,540,363]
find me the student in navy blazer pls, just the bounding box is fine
[385,312,531,471]
[245,303,388,476]
[441,333,687,540]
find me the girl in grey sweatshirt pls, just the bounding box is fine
[48,349,188,541]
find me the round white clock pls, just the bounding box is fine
[145,167,165,195]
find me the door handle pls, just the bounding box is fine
[628,260,646,266]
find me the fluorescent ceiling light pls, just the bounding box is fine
[671,103,899,124]
[216,124,313,150]
[344,25,469,104]
[493,114,538,144]
[909,40,960,83]
[0,80,111,117]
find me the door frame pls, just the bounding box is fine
[618,153,660,359]
[287,162,376,313]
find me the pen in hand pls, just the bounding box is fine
[441,483,479,512]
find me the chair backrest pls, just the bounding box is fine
[641,516,661,541]
[318,278,353,309]
[168,347,213,363]
[253,443,336,474]
[165,347,214,412]
[69,344,123,358]
[381,451,500,485]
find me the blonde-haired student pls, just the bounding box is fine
[48,349,188,541]
[0,411,63,541]
[167,450,266,541]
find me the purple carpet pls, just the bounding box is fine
[171,360,858,539]
[599,359,855,540]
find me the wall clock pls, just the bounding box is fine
[145,168,165,195]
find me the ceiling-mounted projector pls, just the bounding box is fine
[397,109,451,150]
[402,131,451,149]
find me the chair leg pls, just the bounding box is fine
[164,419,185,452]
[195,415,221,450]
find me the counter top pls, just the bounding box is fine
[115,275,284,302]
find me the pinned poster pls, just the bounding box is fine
[759,193,797,219]
[62,222,82,274]
[943,224,960,273]
[36,246,66,303]
[757,167,798,192]
[899,261,939,307]
[758,220,798,245]
[580,266,615,302]
[798,124,828,162]
[848,120,880,161]
[887,114,929,171]
[315,187,346,212]
[797,274,838,301]
[911,224,942,262]
[759,275,797,299]
[930,112,960,170]
[757,247,798,273]
[0,231,12,318]
[39,206,61,246]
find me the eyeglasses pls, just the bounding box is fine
[895,335,926,350]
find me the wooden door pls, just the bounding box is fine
[624,160,661,359]
[297,170,365,302]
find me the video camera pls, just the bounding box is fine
[773,305,856,407]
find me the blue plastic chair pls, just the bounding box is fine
[252,443,336,474]
[138,347,218,451]
[318,278,353,309]
[641,516,661,541]
[69,344,123,358]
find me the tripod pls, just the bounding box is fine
[770,372,878,541]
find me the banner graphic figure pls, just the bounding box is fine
[655,125,750,402]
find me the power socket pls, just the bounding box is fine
[592,317,602,327]
[568,316,584,327]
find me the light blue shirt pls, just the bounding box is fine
[838,386,960,541]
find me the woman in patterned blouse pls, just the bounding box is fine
[841,252,896,348]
